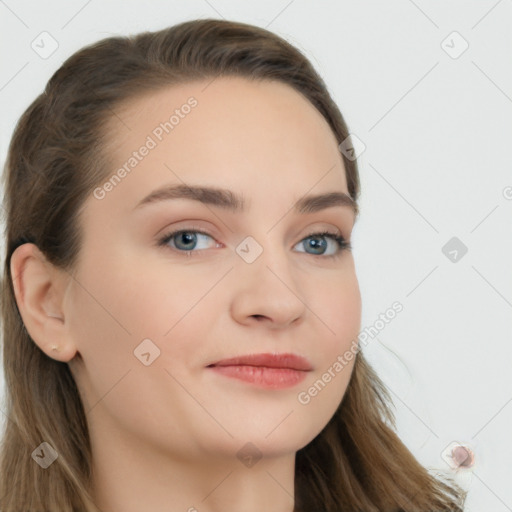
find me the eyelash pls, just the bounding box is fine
[157,228,351,259]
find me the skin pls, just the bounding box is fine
[11,76,361,512]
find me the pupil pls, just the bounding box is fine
[308,236,326,254]
[178,232,196,249]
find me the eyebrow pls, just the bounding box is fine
[134,184,358,216]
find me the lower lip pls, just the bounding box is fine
[208,365,309,389]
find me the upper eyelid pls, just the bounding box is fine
[158,219,347,237]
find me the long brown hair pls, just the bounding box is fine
[0,18,466,511]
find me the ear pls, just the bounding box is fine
[10,243,77,362]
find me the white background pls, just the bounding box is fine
[1,1,511,510]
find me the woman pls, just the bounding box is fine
[0,18,466,512]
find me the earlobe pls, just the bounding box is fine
[10,243,77,362]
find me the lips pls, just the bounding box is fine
[207,352,313,371]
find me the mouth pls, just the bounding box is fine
[206,353,312,389]
[207,352,313,371]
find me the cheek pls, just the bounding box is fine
[311,267,362,353]
[291,267,361,423]
[334,281,361,351]
[73,247,210,336]
[119,253,229,336]
[67,253,215,387]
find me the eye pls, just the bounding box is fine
[157,228,351,258]
[158,229,220,256]
[293,230,351,258]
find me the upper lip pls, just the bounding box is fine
[207,353,313,371]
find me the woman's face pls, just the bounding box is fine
[66,76,361,462]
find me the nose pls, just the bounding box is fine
[229,239,306,330]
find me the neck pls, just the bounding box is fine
[88,415,297,512]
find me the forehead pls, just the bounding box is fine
[95,76,349,215]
